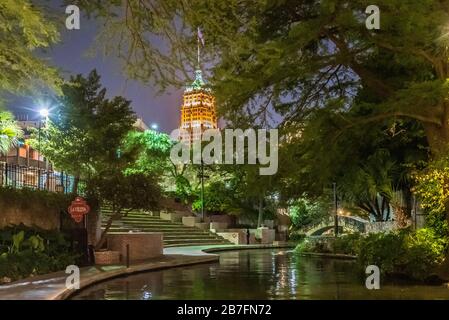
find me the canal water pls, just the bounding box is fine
[71,249,449,300]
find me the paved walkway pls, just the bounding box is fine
[0,243,294,300]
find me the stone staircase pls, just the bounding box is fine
[101,207,232,247]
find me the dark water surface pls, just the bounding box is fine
[71,249,449,300]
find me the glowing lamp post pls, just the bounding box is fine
[37,108,49,189]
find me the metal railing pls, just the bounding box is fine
[0,162,77,194]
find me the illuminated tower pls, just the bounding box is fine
[179,69,218,143]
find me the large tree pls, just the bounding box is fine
[71,1,449,148]
[30,69,137,191]
[277,103,429,221]
[70,1,449,225]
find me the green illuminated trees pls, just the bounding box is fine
[0,0,61,96]
[0,111,22,155]
[31,70,136,188]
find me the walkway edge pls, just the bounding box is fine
[297,251,357,260]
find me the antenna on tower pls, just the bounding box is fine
[197,27,205,69]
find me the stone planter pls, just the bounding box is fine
[182,216,200,227]
[107,232,163,262]
[217,231,244,244]
[94,250,120,265]
[210,222,229,232]
[194,222,209,230]
[160,211,188,222]
[257,227,275,244]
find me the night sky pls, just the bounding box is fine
[7,3,184,134]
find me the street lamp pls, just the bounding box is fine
[39,108,49,119]
[197,160,210,222]
[37,108,49,190]
[151,123,158,130]
[333,182,339,236]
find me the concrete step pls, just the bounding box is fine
[102,227,209,233]
[163,234,222,240]
[102,225,199,231]
[101,215,161,220]
[104,221,185,227]
[163,238,228,244]
[164,241,230,247]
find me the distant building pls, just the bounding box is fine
[179,69,218,143]
[0,118,61,191]
[1,119,49,170]
[134,118,149,132]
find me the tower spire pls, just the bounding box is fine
[197,34,200,69]
[197,27,205,70]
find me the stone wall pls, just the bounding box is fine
[0,201,60,230]
[217,231,243,244]
[206,214,236,226]
[365,221,398,233]
[107,232,163,262]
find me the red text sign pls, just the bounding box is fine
[68,197,90,223]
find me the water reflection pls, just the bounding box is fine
[71,249,449,300]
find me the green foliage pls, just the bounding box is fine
[29,70,136,182]
[0,225,78,282]
[289,197,329,229]
[333,233,362,256]
[358,228,447,281]
[295,237,332,254]
[92,169,162,249]
[124,130,174,177]
[91,170,161,214]
[295,228,446,281]
[413,156,449,238]
[0,0,61,95]
[191,180,238,213]
[0,110,23,155]
[0,186,72,212]
[357,231,408,276]
[288,231,306,242]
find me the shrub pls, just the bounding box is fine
[357,231,408,277]
[296,229,446,281]
[295,237,332,253]
[289,231,306,242]
[333,233,362,255]
[357,228,447,281]
[289,197,329,229]
[0,225,78,283]
[402,228,447,280]
[0,187,72,212]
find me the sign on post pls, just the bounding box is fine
[68,196,90,223]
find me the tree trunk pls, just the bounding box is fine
[95,213,119,250]
[257,196,263,228]
[423,121,449,158]
[73,175,80,194]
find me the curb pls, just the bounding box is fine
[297,251,357,260]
